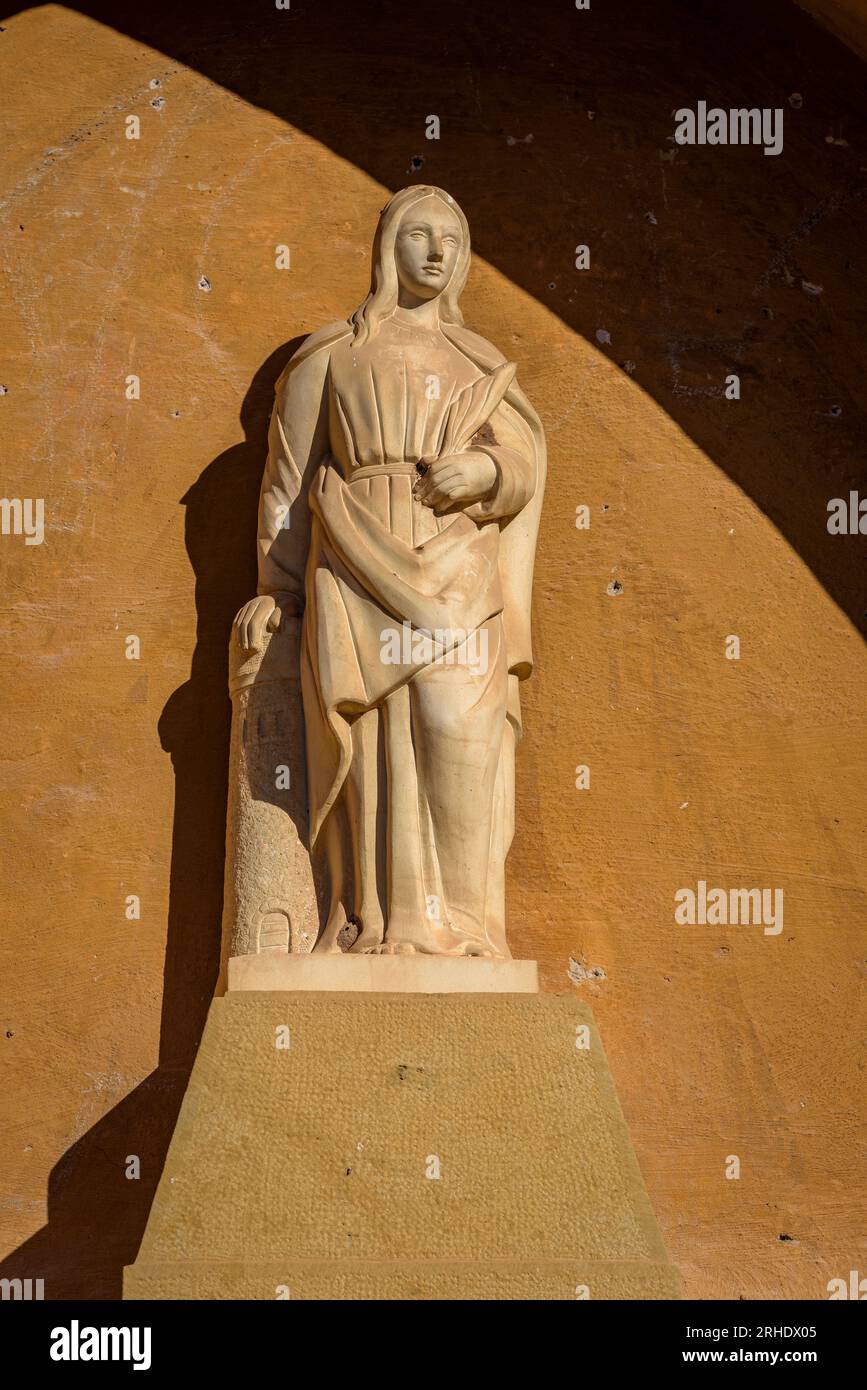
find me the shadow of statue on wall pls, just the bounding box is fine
[0,338,306,1299]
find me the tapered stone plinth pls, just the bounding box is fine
[124,992,680,1300]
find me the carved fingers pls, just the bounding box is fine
[233,595,278,652]
[415,451,497,509]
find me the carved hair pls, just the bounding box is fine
[350,186,471,345]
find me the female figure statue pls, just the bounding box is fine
[233,186,545,959]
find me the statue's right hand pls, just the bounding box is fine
[233,595,280,653]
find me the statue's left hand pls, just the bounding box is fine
[416,451,497,510]
[233,595,282,652]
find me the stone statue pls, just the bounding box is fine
[223,186,546,962]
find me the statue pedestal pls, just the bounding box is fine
[124,987,680,1300]
[227,951,540,993]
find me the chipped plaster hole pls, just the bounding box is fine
[607,579,623,596]
[567,958,607,985]
[197,275,211,292]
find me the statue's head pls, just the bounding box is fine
[351,186,470,345]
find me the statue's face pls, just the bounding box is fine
[394,196,463,301]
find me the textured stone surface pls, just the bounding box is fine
[125,993,679,1299]
[1,2,865,1300]
[227,952,539,993]
[125,1260,679,1302]
[223,619,319,960]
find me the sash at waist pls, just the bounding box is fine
[346,462,419,483]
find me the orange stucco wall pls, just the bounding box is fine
[1,1,864,1299]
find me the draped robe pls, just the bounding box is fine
[257,313,546,957]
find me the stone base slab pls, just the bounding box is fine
[125,992,680,1300]
[227,951,539,993]
[125,1258,680,1301]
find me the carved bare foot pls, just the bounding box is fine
[363,940,419,955]
[351,926,385,953]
